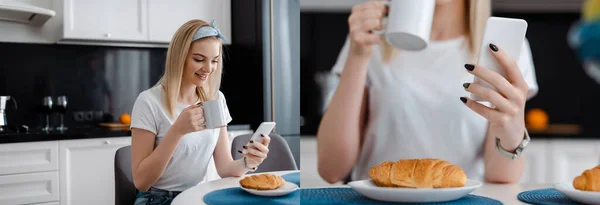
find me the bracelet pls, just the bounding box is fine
[243,156,257,172]
[495,129,531,160]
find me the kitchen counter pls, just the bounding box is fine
[0,126,131,144]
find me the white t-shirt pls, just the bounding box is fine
[130,85,232,191]
[331,36,539,181]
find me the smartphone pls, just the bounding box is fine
[471,17,528,101]
[249,122,276,144]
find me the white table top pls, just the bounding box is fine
[172,170,299,205]
[173,171,550,205]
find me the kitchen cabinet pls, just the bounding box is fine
[59,137,131,205]
[517,139,600,184]
[0,171,59,205]
[148,0,231,44]
[0,141,60,205]
[62,0,148,42]
[58,0,231,46]
[519,140,547,184]
[548,140,600,184]
[0,141,59,175]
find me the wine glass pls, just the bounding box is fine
[56,96,68,131]
[42,96,53,132]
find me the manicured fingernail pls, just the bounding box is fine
[463,83,470,89]
[489,43,498,52]
[249,140,254,143]
[237,150,242,154]
[242,145,247,149]
[464,64,475,71]
[460,97,467,104]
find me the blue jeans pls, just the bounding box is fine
[134,187,182,205]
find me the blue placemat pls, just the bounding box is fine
[300,188,502,205]
[517,188,581,205]
[204,187,299,205]
[282,172,300,187]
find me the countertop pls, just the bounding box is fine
[0,126,132,144]
[0,124,255,144]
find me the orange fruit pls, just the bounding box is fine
[120,114,131,125]
[526,108,548,130]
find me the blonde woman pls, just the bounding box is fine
[318,0,539,183]
[130,20,270,205]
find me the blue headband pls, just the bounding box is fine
[192,19,228,42]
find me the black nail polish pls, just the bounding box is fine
[462,83,470,89]
[489,43,498,52]
[249,140,254,143]
[464,64,475,71]
[242,145,247,149]
[237,150,242,153]
[460,97,467,104]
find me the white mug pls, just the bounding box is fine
[377,0,435,51]
[201,100,227,129]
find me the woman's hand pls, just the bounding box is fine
[348,0,388,57]
[238,134,271,170]
[171,103,206,136]
[461,43,529,150]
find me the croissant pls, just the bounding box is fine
[573,165,600,192]
[239,174,286,190]
[369,158,467,188]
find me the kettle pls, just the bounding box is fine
[0,96,17,130]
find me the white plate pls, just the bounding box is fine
[554,182,600,205]
[240,181,298,197]
[348,179,482,203]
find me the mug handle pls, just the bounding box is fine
[372,1,390,35]
[197,102,208,129]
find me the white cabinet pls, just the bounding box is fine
[148,0,231,44]
[57,0,231,46]
[62,0,148,42]
[0,141,59,175]
[520,140,547,184]
[59,137,131,205]
[520,139,600,184]
[548,140,600,184]
[0,172,59,205]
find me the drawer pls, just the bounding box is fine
[32,202,59,205]
[0,171,59,205]
[0,141,59,175]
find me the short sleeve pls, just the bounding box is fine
[130,92,158,135]
[218,91,233,124]
[331,37,351,76]
[518,39,539,100]
[331,36,371,87]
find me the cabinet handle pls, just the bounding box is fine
[104,140,111,144]
[104,33,111,38]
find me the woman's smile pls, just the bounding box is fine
[195,72,208,81]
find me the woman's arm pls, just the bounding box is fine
[482,124,525,183]
[317,1,387,184]
[131,128,184,192]
[212,128,247,178]
[317,59,369,184]
[213,127,271,178]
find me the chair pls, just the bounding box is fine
[114,145,135,205]
[231,133,298,172]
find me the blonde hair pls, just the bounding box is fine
[381,0,491,63]
[156,19,224,118]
